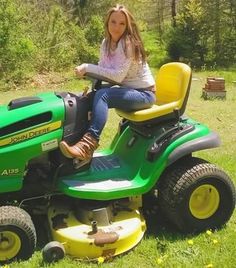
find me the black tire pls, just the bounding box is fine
[158,157,236,233]
[0,206,37,263]
[42,241,65,263]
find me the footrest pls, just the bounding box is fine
[58,154,144,200]
[62,178,132,191]
[59,176,137,200]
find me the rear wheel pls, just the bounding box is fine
[158,157,235,233]
[0,206,37,263]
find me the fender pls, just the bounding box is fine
[167,131,220,166]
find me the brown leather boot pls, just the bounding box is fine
[59,133,99,160]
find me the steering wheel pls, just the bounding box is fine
[85,72,120,91]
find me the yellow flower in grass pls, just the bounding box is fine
[206,230,212,236]
[187,239,194,245]
[156,255,168,265]
[157,257,163,264]
[212,239,218,244]
[97,256,105,264]
[205,264,213,268]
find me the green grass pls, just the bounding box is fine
[1,70,236,268]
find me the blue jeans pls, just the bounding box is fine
[87,86,156,140]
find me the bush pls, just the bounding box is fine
[0,0,36,83]
[85,15,104,46]
[0,1,102,85]
[33,5,82,72]
[141,31,167,67]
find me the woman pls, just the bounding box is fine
[60,4,156,162]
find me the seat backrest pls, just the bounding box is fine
[115,62,192,123]
[155,62,192,115]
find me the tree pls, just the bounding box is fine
[165,0,236,67]
[171,0,177,27]
[166,0,206,66]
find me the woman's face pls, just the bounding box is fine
[108,11,127,42]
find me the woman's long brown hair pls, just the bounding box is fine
[104,4,146,62]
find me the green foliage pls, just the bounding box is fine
[35,5,77,71]
[32,5,99,71]
[141,31,167,67]
[59,0,113,26]
[0,0,101,85]
[0,0,36,83]
[1,0,236,86]
[165,0,206,67]
[85,15,104,46]
[70,23,99,65]
[165,0,236,68]
[200,1,236,67]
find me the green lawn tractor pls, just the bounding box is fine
[0,62,235,264]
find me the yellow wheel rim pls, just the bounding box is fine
[0,231,21,261]
[189,184,220,219]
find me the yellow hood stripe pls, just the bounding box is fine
[0,121,61,146]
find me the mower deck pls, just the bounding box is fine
[48,196,146,259]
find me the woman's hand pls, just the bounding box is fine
[75,63,87,78]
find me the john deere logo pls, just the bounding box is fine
[9,127,50,144]
[0,121,61,146]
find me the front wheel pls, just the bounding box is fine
[0,206,37,263]
[42,241,65,263]
[158,157,235,233]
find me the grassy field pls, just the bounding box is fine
[1,69,236,268]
